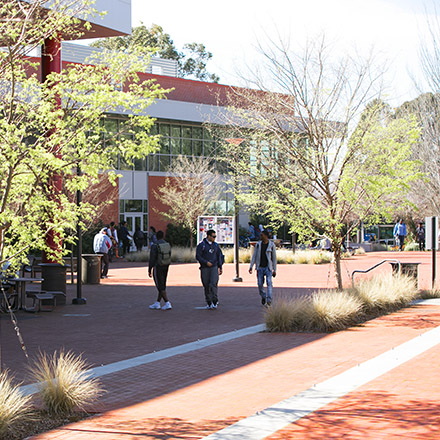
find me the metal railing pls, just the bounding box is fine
[351,259,401,287]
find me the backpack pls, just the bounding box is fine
[157,242,171,266]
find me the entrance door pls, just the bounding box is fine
[124,214,143,251]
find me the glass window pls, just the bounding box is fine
[119,155,133,171]
[204,141,215,156]
[119,199,124,213]
[159,137,170,154]
[171,138,181,154]
[150,124,158,135]
[193,127,202,139]
[125,200,142,212]
[159,124,170,136]
[182,126,192,139]
[171,125,181,138]
[203,128,213,140]
[182,139,192,155]
[193,140,202,156]
[159,154,170,171]
[143,200,148,213]
[148,154,159,171]
[119,214,124,224]
[143,214,148,230]
[133,157,146,171]
[104,118,118,133]
[135,216,141,231]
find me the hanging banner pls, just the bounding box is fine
[197,216,234,244]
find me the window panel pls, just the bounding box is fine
[204,141,214,156]
[159,124,170,136]
[125,200,142,212]
[159,155,170,171]
[159,137,170,154]
[119,199,124,213]
[182,139,192,155]
[193,127,202,139]
[119,155,132,171]
[148,154,159,171]
[104,118,118,133]
[193,140,202,156]
[182,126,192,139]
[171,138,181,154]
[133,157,146,171]
[171,125,181,137]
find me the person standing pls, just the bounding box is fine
[118,221,132,256]
[148,230,172,310]
[196,229,224,309]
[416,222,425,251]
[393,219,407,251]
[249,229,277,306]
[93,228,112,279]
[107,221,120,261]
[134,227,145,252]
[149,226,157,248]
[248,222,256,240]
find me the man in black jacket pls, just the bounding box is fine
[196,229,224,309]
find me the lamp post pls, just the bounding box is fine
[225,138,244,282]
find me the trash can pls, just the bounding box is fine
[81,254,102,284]
[389,262,420,287]
[39,263,68,304]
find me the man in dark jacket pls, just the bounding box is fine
[148,230,172,310]
[196,229,224,309]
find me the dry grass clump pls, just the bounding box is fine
[0,371,32,436]
[418,289,440,299]
[276,249,295,264]
[125,250,149,262]
[353,247,366,255]
[353,273,418,313]
[223,248,252,264]
[28,351,103,415]
[265,273,419,333]
[171,247,196,263]
[292,250,332,264]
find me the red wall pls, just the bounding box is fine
[148,175,176,234]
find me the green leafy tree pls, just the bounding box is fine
[91,23,219,83]
[222,37,421,290]
[0,0,169,269]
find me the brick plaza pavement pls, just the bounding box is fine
[0,251,438,438]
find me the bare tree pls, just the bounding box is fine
[222,36,421,290]
[154,155,222,250]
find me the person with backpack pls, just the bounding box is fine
[148,230,172,310]
[93,228,112,279]
[196,229,224,309]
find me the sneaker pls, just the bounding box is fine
[149,301,161,310]
[101,275,108,279]
[261,297,266,306]
[205,304,212,309]
[266,300,272,307]
[161,302,172,311]
[211,303,218,309]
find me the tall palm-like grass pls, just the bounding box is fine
[0,371,32,435]
[223,248,252,264]
[353,273,418,313]
[292,250,332,264]
[28,351,103,415]
[308,290,364,332]
[265,296,311,332]
[170,247,196,262]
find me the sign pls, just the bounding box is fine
[425,216,438,250]
[197,216,234,244]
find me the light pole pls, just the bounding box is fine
[225,138,244,282]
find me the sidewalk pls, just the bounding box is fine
[0,251,438,439]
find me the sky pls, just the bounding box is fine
[126,0,438,107]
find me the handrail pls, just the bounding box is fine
[351,259,401,287]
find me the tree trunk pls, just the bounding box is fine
[333,245,343,291]
[190,229,194,252]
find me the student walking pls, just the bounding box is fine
[196,229,224,309]
[249,230,277,306]
[148,230,172,310]
[393,219,407,251]
[93,228,112,278]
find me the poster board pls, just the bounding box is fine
[197,216,234,244]
[425,216,439,250]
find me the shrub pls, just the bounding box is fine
[171,246,196,263]
[403,241,419,252]
[308,290,363,332]
[353,273,418,313]
[28,351,103,415]
[165,223,194,247]
[125,250,149,262]
[223,247,252,264]
[292,250,332,264]
[418,289,440,299]
[276,249,295,264]
[265,296,311,332]
[0,371,32,436]
[354,247,366,255]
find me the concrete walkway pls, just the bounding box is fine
[0,251,438,439]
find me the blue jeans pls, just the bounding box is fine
[257,267,272,301]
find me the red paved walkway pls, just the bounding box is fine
[0,251,437,439]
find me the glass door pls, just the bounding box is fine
[124,214,143,251]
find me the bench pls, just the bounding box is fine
[26,292,55,312]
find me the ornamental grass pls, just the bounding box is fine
[28,350,103,416]
[265,273,419,333]
[0,371,32,436]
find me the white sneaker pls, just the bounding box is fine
[149,301,161,310]
[211,303,217,309]
[161,302,172,310]
[205,304,212,309]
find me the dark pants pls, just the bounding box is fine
[121,238,130,255]
[398,235,405,251]
[101,253,109,277]
[153,265,169,292]
[200,266,219,305]
[418,239,425,251]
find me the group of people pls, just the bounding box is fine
[93,222,160,279]
[393,219,425,251]
[147,228,277,311]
